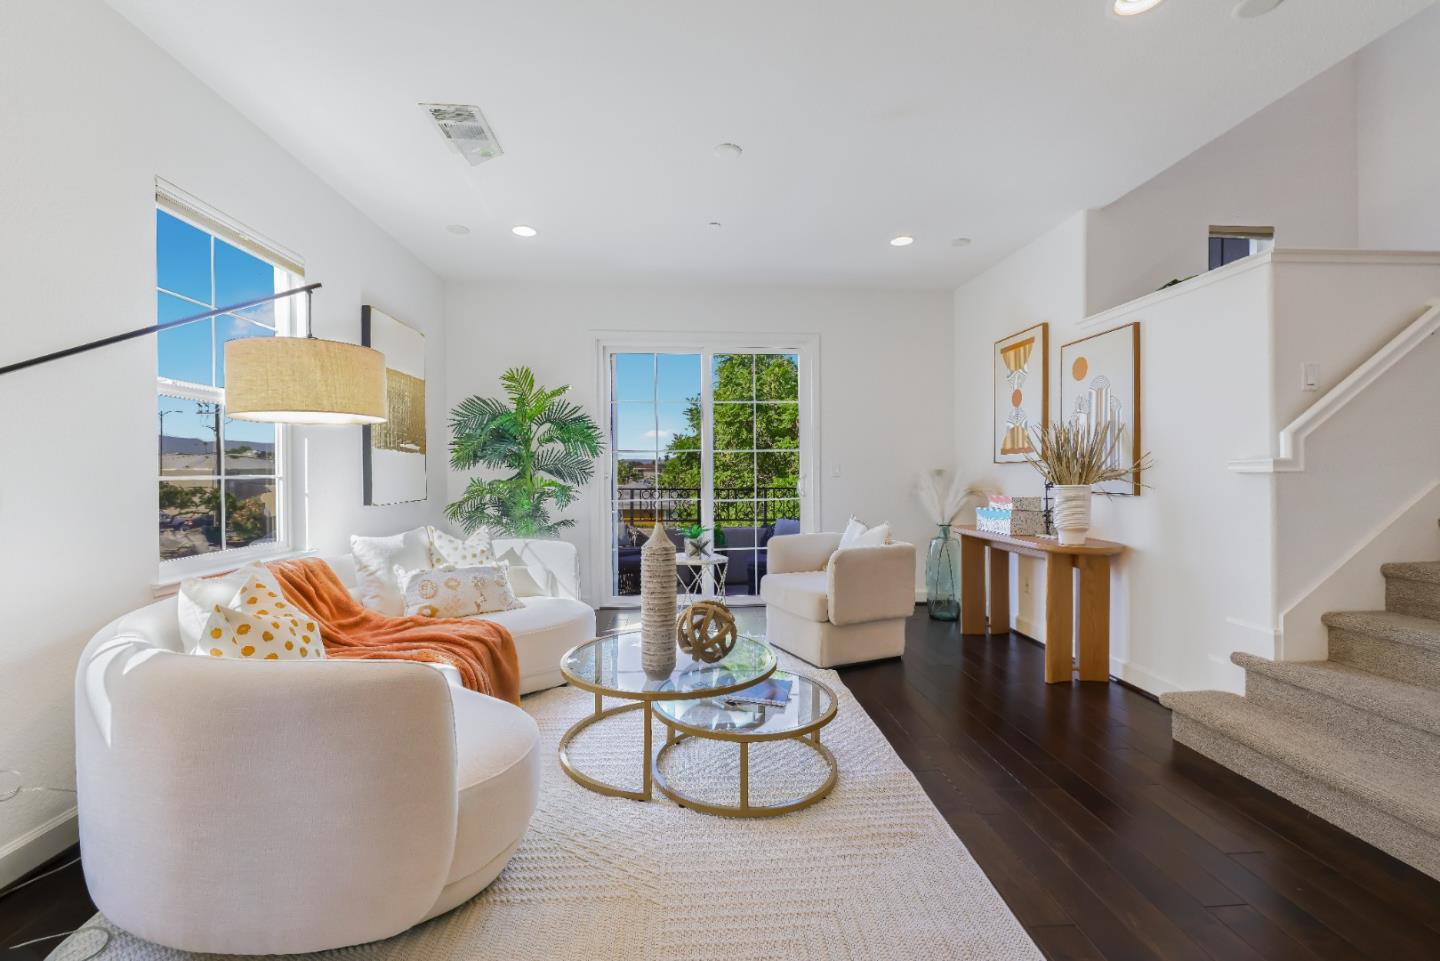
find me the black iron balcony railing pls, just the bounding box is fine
[615,486,797,528]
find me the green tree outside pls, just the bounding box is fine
[655,353,800,523]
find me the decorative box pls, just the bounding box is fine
[1008,496,1047,536]
[975,495,1046,537]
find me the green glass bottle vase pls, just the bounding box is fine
[926,524,961,621]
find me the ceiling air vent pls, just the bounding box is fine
[420,103,503,166]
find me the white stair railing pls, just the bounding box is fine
[1229,299,1440,474]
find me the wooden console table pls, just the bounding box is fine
[955,525,1126,684]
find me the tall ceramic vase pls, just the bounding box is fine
[926,524,960,621]
[1053,485,1092,546]
[640,523,678,678]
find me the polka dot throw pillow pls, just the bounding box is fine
[199,576,325,660]
[428,526,494,568]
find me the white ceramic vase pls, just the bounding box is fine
[1053,485,1092,546]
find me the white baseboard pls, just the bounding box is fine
[1014,614,1045,643]
[0,807,78,890]
[1110,658,1182,696]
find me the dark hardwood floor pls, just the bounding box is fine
[6,608,1439,960]
[837,610,1440,960]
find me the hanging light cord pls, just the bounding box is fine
[0,771,106,958]
[0,854,111,960]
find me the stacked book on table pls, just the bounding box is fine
[725,676,792,708]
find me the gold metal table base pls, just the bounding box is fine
[650,726,839,818]
[557,694,657,801]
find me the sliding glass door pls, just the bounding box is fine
[603,342,812,605]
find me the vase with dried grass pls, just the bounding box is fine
[916,471,972,620]
[1025,422,1152,546]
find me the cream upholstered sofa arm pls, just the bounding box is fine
[76,624,462,955]
[826,542,917,626]
[768,532,843,574]
[489,537,581,599]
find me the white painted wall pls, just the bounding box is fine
[956,236,1280,694]
[1073,262,1281,695]
[0,0,446,885]
[952,212,1088,641]
[953,6,1440,692]
[1266,279,1440,659]
[1357,4,1440,250]
[1085,57,1360,315]
[443,284,954,604]
[955,241,1440,695]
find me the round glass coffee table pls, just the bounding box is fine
[558,629,777,801]
[651,671,838,817]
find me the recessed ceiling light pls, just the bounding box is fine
[713,143,743,160]
[445,224,470,235]
[1113,0,1165,16]
[511,225,538,238]
[1233,0,1284,18]
[951,237,973,248]
[890,235,915,247]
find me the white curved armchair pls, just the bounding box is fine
[75,594,541,955]
[761,532,917,667]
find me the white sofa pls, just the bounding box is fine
[339,535,597,695]
[73,539,593,955]
[760,532,917,667]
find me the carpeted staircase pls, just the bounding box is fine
[1162,554,1440,879]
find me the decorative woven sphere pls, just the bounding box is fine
[676,601,738,664]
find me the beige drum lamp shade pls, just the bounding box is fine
[225,337,388,425]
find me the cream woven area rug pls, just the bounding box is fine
[53,653,1041,961]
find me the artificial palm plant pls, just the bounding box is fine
[446,367,605,537]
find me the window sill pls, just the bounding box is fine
[152,546,316,598]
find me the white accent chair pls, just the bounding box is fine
[74,541,592,954]
[760,532,917,667]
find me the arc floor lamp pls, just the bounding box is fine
[0,284,388,426]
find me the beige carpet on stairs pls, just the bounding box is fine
[1162,539,1440,880]
[51,652,1042,961]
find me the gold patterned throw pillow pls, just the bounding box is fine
[428,527,494,568]
[198,575,325,660]
[397,564,522,619]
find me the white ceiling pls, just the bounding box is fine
[109,0,1429,289]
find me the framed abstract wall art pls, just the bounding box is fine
[361,305,427,505]
[1060,322,1141,496]
[993,322,1048,463]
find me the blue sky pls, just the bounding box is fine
[612,353,699,452]
[156,209,280,453]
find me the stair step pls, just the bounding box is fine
[1231,652,1440,773]
[1383,562,1440,620]
[1323,610,1440,688]
[1162,690,1440,877]
[1383,561,1440,586]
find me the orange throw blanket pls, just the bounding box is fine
[267,557,521,704]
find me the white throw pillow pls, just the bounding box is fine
[398,564,522,619]
[428,526,495,567]
[504,564,547,598]
[838,516,868,550]
[351,527,433,616]
[852,522,893,548]
[195,574,324,660]
[178,562,286,649]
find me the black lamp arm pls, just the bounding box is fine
[0,282,322,378]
